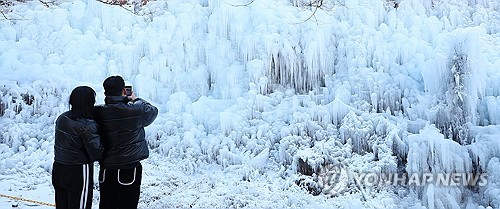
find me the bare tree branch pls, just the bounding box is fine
[293,0,347,24]
[0,10,8,19]
[224,0,255,7]
[300,0,323,24]
[96,0,140,15]
[0,10,29,21]
[97,0,125,6]
[38,0,54,7]
[224,0,346,24]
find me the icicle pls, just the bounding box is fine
[426,184,435,209]
[486,96,499,125]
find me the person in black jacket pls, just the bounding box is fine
[53,86,104,209]
[94,75,158,209]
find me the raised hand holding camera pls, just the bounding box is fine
[124,85,137,101]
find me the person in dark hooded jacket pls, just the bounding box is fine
[94,75,158,209]
[53,86,104,209]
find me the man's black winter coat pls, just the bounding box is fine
[94,96,158,169]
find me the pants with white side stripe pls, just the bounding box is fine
[52,162,94,209]
[98,163,142,209]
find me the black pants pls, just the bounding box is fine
[98,164,142,209]
[52,162,94,209]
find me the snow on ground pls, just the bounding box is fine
[0,0,499,208]
[0,152,402,209]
